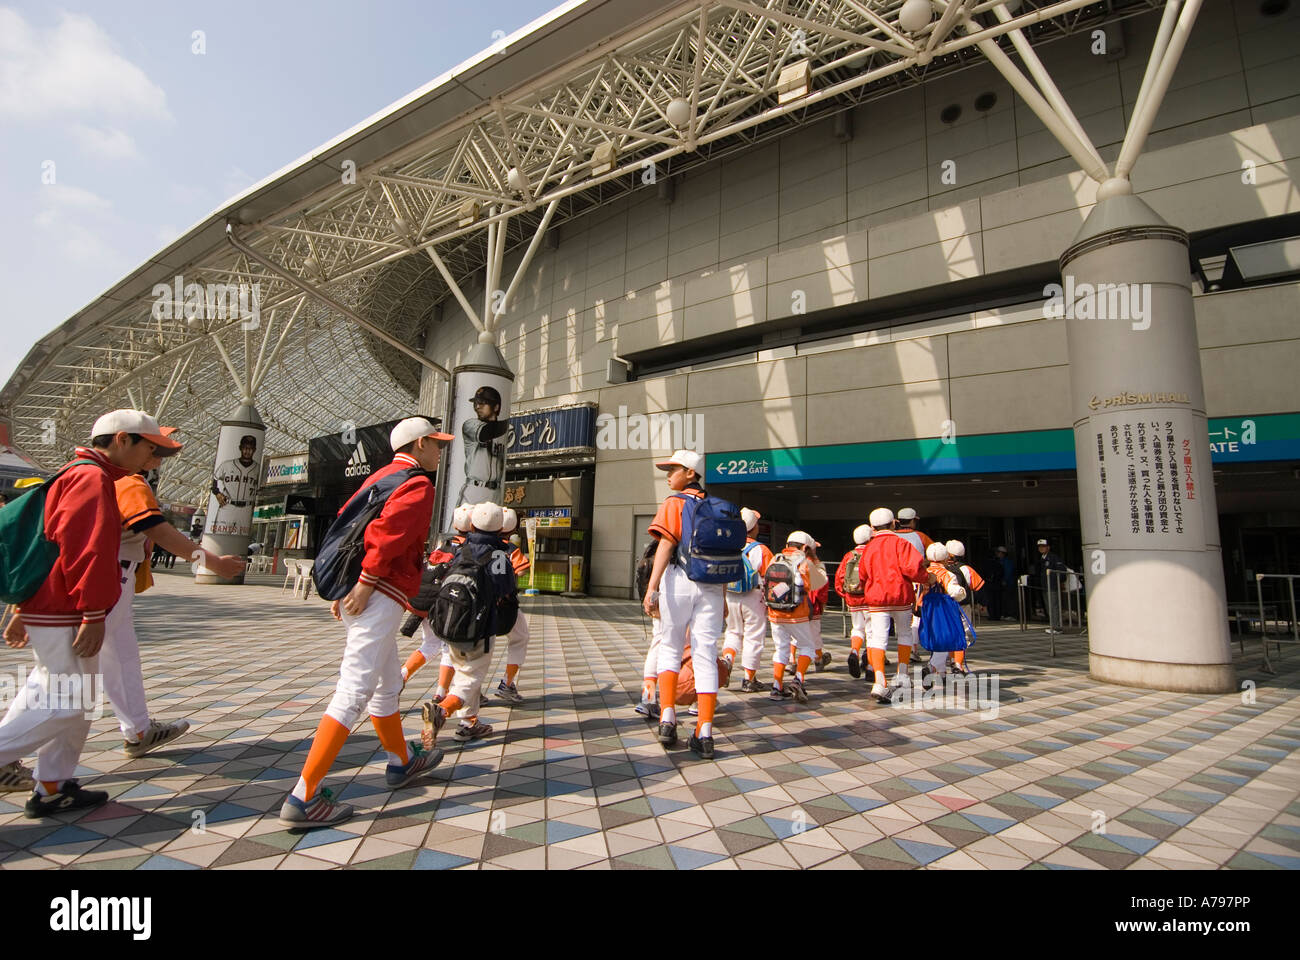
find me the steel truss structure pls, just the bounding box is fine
[2,0,1169,507]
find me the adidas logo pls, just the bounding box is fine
[344,441,371,478]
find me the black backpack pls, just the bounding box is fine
[399,560,452,637]
[312,467,426,601]
[945,559,971,594]
[634,539,657,601]
[431,552,496,649]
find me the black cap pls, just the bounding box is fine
[471,386,501,407]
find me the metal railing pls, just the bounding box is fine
[1018,567,1086,656]
[1255,573,1300,674]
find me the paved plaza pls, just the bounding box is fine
[1,573,1297,871]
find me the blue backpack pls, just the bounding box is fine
[726,541,763,594]
[673,492,746,584]
[917,583,975,653]
[312,467,428,601]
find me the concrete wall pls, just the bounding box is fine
[416,2,1300,597]
[505,279,1300,598]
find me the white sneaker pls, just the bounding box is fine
[0,760,34,793]
[869,682,891,704]
[124,719,191,759]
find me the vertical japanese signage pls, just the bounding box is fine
[1084,408,1207,549]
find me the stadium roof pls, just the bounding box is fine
[0,0,1162,505]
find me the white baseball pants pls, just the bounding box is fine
[446,642,491,718]
[810,615,823,649]
[850,609,870,640]
[502,612,529,667]
[100,560,150,739]
[0,625,100,784]
[723,589,767,672]
[642,614,664,679]
[866,609,915,651]
[770,620,814,665]
[416,619,446,664]
[324,593,405,729]
[656,565,724,694]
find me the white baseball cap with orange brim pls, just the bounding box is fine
[91,409,183,456]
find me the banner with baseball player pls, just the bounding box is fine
[205,429,264,537]
[440,373,513,512]
[197,408,265,584]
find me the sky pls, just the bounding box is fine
[0,0,564,387]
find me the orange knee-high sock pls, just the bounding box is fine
[40,781,61,795]
[295,715,351,801]
[657,671,679,716]
[437,664,455,691]
[370,712,409,765]
[898,644,912,668]
[440,694,464,714]
[850,635,864,652]
[867,648,886,681]
[402,650,426,679]
[505,663,520,684]
[695,692,717,735]
[953,649,966,665]
[773,661,786,686]
[796,654,812,681]
[722,646,738,662]
[744,669,756,681]
[642,677,657,699]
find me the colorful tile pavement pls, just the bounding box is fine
[2,573,1297,870]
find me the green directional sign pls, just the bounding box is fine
[706,413,1300,484]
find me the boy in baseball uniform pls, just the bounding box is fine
[491,507,532,704]
[835,524,873,680]
[722,508,772,693]
[0,410,161,813]
[641,450,724,760]
[943,539,984,675]
[279,418,452,829]
[764,532,827,704]
[421,502,518,747]
[401,503,473,690]
[858,507,932,703]
[108,427,244,758]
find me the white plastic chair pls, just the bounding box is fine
[280,557,299,594]
[296,559,315,600]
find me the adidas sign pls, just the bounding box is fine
[344,441,371,478]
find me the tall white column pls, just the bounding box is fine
[1061,189,1233,693]
[195,402,265,585]
[432,338,516,537]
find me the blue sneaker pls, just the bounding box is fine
[278,787,354,829]
[385,741,444,788]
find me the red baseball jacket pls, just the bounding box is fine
[19,447,130,628]
[348,453,435,607]
[857,530,930,611]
